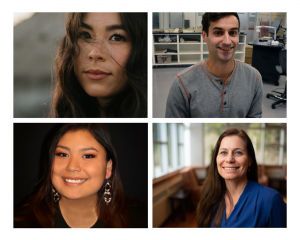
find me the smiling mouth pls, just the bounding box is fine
[218,47,234,51]
[62,178,87,183]
[223,167,239,170]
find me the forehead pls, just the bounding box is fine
[219,135,246,149]
[58,130,98,145]
[82,12,122,27]
[209,15,239,30]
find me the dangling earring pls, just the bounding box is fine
[103,179,112,205]
[52,187,60,202]
[248,167,251,172]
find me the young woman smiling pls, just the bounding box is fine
[50,13,147,118]
[197,128,286,228]
[14,123,147,228]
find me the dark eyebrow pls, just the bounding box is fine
[81,21,93,31]
[80,21,126,32]
[212,27,239,31]
[106,24,126,32]
[56,145,98,153]
[80,147,98,152]
[219,148,244,151]
[56,145,70,151]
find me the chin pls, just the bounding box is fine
[61,192,82,200]
[218,55,234,62]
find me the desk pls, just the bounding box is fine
[248,39,283,85]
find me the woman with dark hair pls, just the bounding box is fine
[197,128,286,228]
[50,13,147,118]
[14,123,147,228]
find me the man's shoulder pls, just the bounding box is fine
[236,60,262,83]
[176,61,203,79]
[236,60,259,74]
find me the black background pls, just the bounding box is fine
[14,123,148,207]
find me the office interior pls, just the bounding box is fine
[153,123,287,227]
[152,12,287,118]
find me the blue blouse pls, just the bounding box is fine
[218,181,286,228]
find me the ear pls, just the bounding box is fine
[202,30,208,43]
[105,159,112,179]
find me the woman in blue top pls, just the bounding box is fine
[197,128,286,228]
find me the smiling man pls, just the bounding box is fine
[165,12,263,118]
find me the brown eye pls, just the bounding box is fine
[79,31,92,40]
[83,154,95,159]
[55,152,68,157]
[110,34,125,42]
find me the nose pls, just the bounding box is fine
[66,156,81,172]
[88,42,107,61]
[222,32,231,46]
[225,152,235,163]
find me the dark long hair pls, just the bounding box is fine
[197,128,258,228]
[50,13,147,118]
[15,123,127,227]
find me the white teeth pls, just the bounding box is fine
[224,167,238,170]
[64,179,86,183]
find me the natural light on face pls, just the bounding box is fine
[73,13,132,106]
[216,136,251,183]
[51,130,112,200]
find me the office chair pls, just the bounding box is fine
[266,49,286,109]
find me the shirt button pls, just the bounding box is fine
[220,82,223,85]
[224,101,227,105]
[224,91,227,94]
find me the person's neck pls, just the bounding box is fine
[225,177,248,204]
[205,58,235,84]
[59,194,99,228]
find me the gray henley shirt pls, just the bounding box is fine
[165,60,263,118]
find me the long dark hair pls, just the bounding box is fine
[50,13,147,118]
[197,128,258,227]
[15,123,127,227]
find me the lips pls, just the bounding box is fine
[84,69,111,80]
[62,177,88,186]
[218,46,234,51]
[223,167,240,172]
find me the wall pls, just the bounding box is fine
[190,123,204,166]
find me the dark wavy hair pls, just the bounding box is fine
[197,128,258,228]
[14,123,127,227]
[202,12,240,36]
[50,13,147,118]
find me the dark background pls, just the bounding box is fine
[14,123,148,207]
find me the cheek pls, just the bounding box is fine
[51,160,63,186]
[87,162,107,181]
[52,159,64,175]
[73,44,88,73]
[111,44,132,68]
[216,157,223,171]
[233,37,239,45]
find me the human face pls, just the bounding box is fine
[202,15,239,63]
[216,136,251,183]
[52,130,112,200]
[73,13,132,106]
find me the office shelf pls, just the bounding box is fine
[153,33,247,66]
